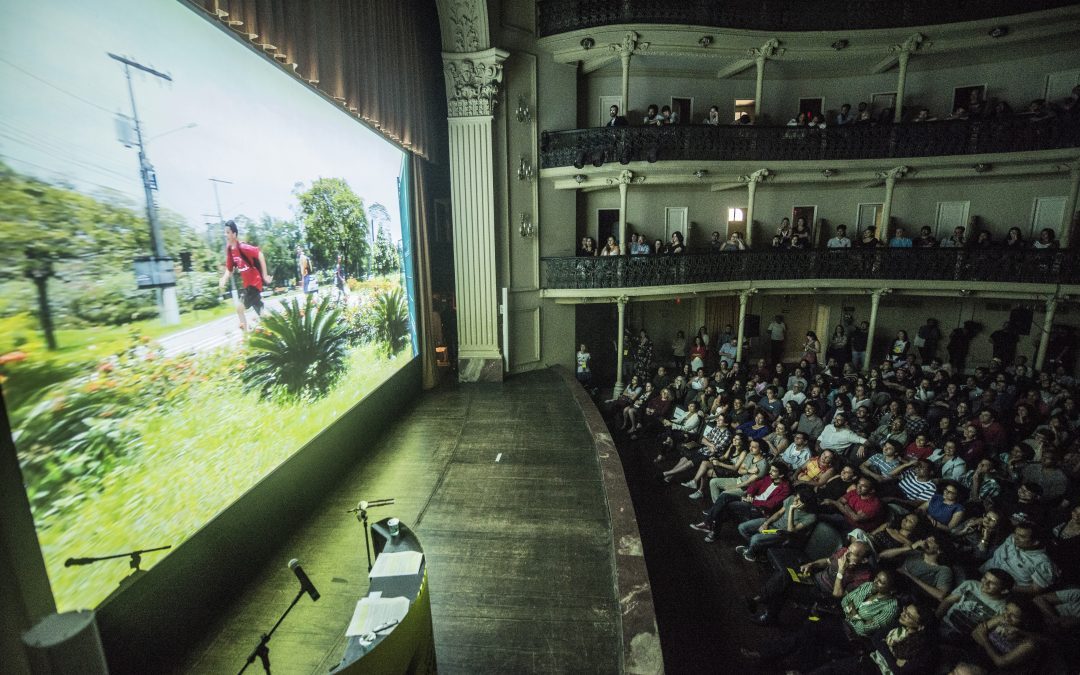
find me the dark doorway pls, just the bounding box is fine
[671,97,693,125]
[798,97,824,121]
[598,208,621,249]
[577,303,618,387]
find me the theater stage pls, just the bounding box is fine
[177,369,626,673]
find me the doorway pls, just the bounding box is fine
[798,97,824,121]
[597,208,621,248]
[792,205,817,243]
[599,95,624,126]
[733,98,755,122]
[671,97,693,125]
[727,207,747,239]
[856,203,884,236]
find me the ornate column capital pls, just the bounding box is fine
[607,170,645,187]
[442,48,510,117]
[877,166,909,182]
[871,287,893,299]
[739,168,770,184]
[890,33,928,57]
[611,31,649,59]
[748,38,784,61]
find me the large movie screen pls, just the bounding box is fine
[0,0,415,610]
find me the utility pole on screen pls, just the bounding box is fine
[109,51,180,325]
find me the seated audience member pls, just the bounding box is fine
[704,105,721,126]
[707,230,723,252]
[861,440,906,483]
[1020,450,1069,504]
[798,402,826,443]
[620,381,655,432]
[1033,227,1058,249]
[735,487,818,562]
[629,386,674,439]
[757,386,784,421]
[1049,504,1080,585]
[763,419,792,456]
[1003,226,1025,248]
[870,512,925,557]
[918,480,965,531]
[970,601,1041,671]
[643,103,660,125]
[888,227,914,248]
[1034,587,1080,631]
[912,107,936,122]
[599,235,620,256]
[980,522,1059,595]
[737,411,771,441]
[940,225,968,248]
[793,449,838,489]
[826,224,851,248]
[607,374,643,420]
[745,539,875,625]
[658,104,678,125]
[996,481,1048,526]
[819,476,886,531]
[736,112,752,125]
[855,101,871,123]
[936,568,1014,640]
[934,440,968,481]
[696,437,770,500]
[890,459,939,508]
[578,236,597,256]
[816,464,858,503]
[834,103,854,126]
[953,509,1009,567]
[743,571,900,671]
[817,412,867,454]
[720,231,747,251]
[804,602,937,675]
[778,431,813,471]
[691,464,791,542]
[958,457,1003,503]
[871,418,910,451]
[656,400,702,451]
[896,534,955,601]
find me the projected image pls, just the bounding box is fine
[0,1,414,610]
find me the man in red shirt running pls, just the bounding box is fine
[218,220,272,332]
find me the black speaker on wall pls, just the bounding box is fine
[1009,307,1033,335]
[744,314,761,339]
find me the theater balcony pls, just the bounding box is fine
[537,0,1080,36]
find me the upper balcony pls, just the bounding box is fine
[540,117,1080,170]
[537,0,1080,37]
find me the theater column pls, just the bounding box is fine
[741,169,769,246]
[612,170,640,250]
[614,32,645,115]
[749,39,782,119]
[890,34,925,123]
[614,296,629,397]
[1062,160,1080,247]
[735,289,755,363]
[1035,295,1058,372]
[443,48,509,382]
[878,166,908,234]
[864,288,891,371]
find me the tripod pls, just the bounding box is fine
[346,498,394,571]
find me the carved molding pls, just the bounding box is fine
[877,165,910,182]
[437,0,487,52]
[606,169,646,186]
[739,168,770,184]
[611,31,649,58]
[443,49,510,117]
[748,38,784,60]
[890,32,929,56]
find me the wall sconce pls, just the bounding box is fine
[693,169,708,179]
[821,168,836,178]
[518,212,535,238]
[573,174,587,183]
[517,156,534,181]
[831,39,849,50]
[580,37,595,50]
[515,96,531,124]
[698,35,713,48]
[973,163,992,173]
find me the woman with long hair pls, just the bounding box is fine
[600,235,620,256]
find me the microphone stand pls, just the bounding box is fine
[236,587,305,675]
[64,545,172,573]
[346,498,394,572]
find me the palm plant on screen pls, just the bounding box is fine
[247,294,349,401]
[373,287,410,356]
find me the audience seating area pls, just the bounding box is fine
[587,322,1080,672]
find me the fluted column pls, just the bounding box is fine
[890,34,925,123]
[1035,295,1058,372]
[443,48,509,381]
[741,169,769,246]
[878,166,908,234]
[864,288,890,371]
[612,32,646,118]
[614,296,628,396]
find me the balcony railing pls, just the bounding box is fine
[537,0,1080,37]
[541,249,1077,290]
[540,118,1080,169]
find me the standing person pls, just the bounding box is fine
[916,318,942,364]
[297,245,316,295]
[768,315,787,365]
[575,343,592,388]
[850,320,870,371]
[948,321,977,373]
[333,254,347,303]
[990,322,1020,365]
[219,220,272,332]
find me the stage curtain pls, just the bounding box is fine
[409,156,440,389]
[187,0,440,161]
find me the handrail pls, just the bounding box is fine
[540,118,1080,169]
[540,249,1076,289]
[537,0,1080,37]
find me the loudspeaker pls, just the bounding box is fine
[1009,307,1033,335]
[744,314,761,339]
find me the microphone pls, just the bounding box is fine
[288,559,320,601]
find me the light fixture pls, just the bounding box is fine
[573,174,587,183]
[831,39,849,50]
[973,163,992,173]
[821,168,836,178]
[580,37,595,50]
[988,26,1008,38]
[517,156,534,181]
[515,96,531,124]
[693,169,708,179]
[698,35,713,48]
[518,212,535,238]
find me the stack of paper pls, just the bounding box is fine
[369,550,424,578]
[346,595,410,636]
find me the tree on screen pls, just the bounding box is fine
[372,224,400,275]
[294,178,369,276]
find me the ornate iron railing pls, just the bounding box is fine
[541,249,1077,289]
[537,0,1080,36]
[540,118,1080,169]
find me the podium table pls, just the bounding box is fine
[331,518,436,674]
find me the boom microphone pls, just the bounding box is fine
[288,559,320,601]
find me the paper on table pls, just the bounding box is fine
[369,550,423,578]
[345,596,410,636]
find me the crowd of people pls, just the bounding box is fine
[586,316,1080,672]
